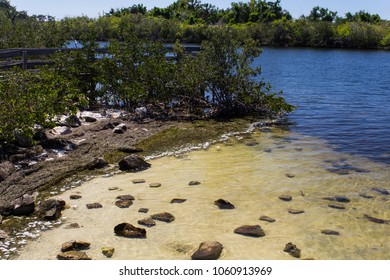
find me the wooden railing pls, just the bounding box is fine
[0,46,200,70]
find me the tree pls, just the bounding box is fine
[308,6,337,22]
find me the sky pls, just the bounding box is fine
[10,0,390,20]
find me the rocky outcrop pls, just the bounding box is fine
[191,241,223,260]
[37,199,66,220]
[234,225,265,237]
[118,155,151,172]
[114,223,146,238]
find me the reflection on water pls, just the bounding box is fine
[16,127,390,260]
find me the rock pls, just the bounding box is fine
[371,188,389,195]
[113,123,127,134]
[87,157,108,170]
[37,199,66,220]
[259,216,276,223]
[115,200,133,208]
[323,196,350,203]
[70,194,82,200]
[191,241,223,260]
[102,247,115,258]
[132,179,146,184]
[149,183,162,188]
[288,209,305,214]
[188,181,201,186]
[138,208,149,213]
[61,240,91,252]
[57,251,91,260]
[215,199,235,209]
[52,126,72,135]
[114,223,146,238]
[234,225,265,237]
[359,193,374,199]
[118,155,151,172]
[86,203,103,209]
[65,115,81,127]
[151,212,175,223]
[284,242,301,258]
[138,218,156,227]
[0,230,8,239]
[363,214,390,224]
[108,187,119,191]
[40,138,76,150]
[118,146,143,153]
[116,195,135,201]
[328,204,346,210]
[171,198,187,204]
[285,173,295,178]
[83,116,97,123]
[0,161,15,182]
[279,195,292,201]
[321,230,340,235]
[64,223,80,229]
[11,194,35,216]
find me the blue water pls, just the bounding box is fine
[255,48,390,164]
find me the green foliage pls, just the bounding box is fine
[0,68,82,143]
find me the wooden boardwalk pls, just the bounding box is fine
[0,46,200,70]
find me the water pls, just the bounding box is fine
[14,48,390,260]
[256,47,390,164]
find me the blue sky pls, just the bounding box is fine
[10,0,390,20]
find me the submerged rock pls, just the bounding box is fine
[102,247,115,258]
[132,179,146,184]
[138,208,149,213]
[234,225,265,237]
[284,242,301,258]
[363,214,390,224]
[279,195,292,202]
[359,193,374,199]
[118,155,151,172]
[288,209,305,214]
[259,216,276,223]
[149,183,162,188]
[116,195,135,201]
[151,212,175,223]
[61,240,91,252]
[138,218,156,227]
[86,202,103,209]
[214,199,235,209]
[114,223,146,238]
[321,230,340,235]
[57,251,91,260]
[191,241,223,260]
[171,198,187,204]
[371,188,389,195]
[323,196,350,203]
[188,181,201,186]
[115,200,133,208]
[328,204,346,210]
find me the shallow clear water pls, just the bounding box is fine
[14,48,390,260]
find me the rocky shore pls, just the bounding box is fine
[0,110,177,216]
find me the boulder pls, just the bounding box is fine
[284,242,301,258]
[191,241,223,260]
[57,251,91,260]
[138,218,156,227]
[114,223,146,238]
[61,240,91,252]
[11,194,35,216]
[102,247,115,258]
[37,199,66,220]
[151,212,175,223]
[132,179,146,184]
[214,199,235,209]
[0,161,15,182]
[234,225,265,237]
[118,155,151,172]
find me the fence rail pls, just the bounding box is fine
[0,46,200,70]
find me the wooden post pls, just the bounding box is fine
[22,51,28,70]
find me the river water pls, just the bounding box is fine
[16,48,390,260]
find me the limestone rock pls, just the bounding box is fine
[234,225,265,237]
[113,123,127,134]
[114,223,146,238]
[214,199,235,209]
[83,116,97,123]
[151,212,175,223]
[37,199,66,220]
[102,247,115,258]
[284,242,301,258]
[191,241,223,260]
[118,155,151,172]
[138,218,156,227]
[57,251,91,260]
[61,240,91,252]
[11,194,35,216]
